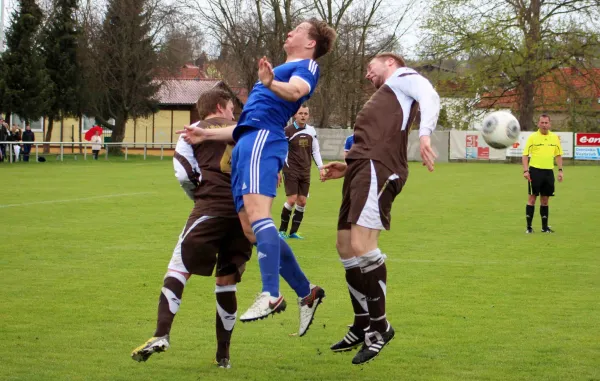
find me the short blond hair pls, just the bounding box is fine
[374,52,406,68]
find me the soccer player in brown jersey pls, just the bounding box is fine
[278,104,326,239]
[131,89,252,369]
[322,52,440,365]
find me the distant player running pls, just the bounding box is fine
[179,20,337,333]
[278,104,325,239]
[323,53,440,365]
[131,89,251,369]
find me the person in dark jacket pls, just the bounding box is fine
[0,119,9,162]
[9,125,22,162]
[22,124,35,162]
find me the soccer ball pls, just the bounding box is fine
[481,111,521,149]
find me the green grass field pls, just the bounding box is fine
[1,158,599,381]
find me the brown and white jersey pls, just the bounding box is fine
[173,117,237,218]
[346,67,440,182]
[283,123,324,178]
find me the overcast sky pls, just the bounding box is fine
[1,0,422,57]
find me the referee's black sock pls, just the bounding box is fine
[526,205,534,228]
[540,205,549,229]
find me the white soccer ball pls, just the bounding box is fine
[481,111,521,149]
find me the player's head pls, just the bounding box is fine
[284,19,336,60]
[294,104,309,126]
[366,52,406,89]
[197,89,235,121]
[538,114,551,134]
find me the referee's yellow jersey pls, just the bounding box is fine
[522,130,564,169]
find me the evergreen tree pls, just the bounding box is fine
[82,0,159,150]
[0,0,52,123]
[40,0,80,149]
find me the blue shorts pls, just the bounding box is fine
[231,128,287,212]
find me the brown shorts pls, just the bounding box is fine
[168,208,252,282]
[337,159,403,231]
[283,171,310,197]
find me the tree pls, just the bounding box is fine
[41,0,80,152]
[80,0,161,151]
[421,0,600,131]
[185,0,416,128]
[0,0,53,124]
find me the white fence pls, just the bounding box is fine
[0,141,177,162]
[2,130,599,164]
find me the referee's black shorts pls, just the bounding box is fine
[528,167,555,196]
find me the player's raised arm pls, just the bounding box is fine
[176,124,236,144]
[258,57,311,102]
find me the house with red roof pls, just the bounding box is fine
[476,67,600,129]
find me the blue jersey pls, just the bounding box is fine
[344,134,354,151]
[234,59,320,141]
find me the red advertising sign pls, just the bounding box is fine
[576,133,600,147]
[466,135,478,147]
[478,147,489,159]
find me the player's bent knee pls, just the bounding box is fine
[296,197,307,207]
[336,230,353,258]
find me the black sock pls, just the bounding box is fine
[358,250,387,334]
[540,205,549,229]
[155,274,186,337]
[279,203,293,233]
[526,205,534,228]
[289,206,305,235]
[215,285,237,361]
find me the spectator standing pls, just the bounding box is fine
[22,124,35,162]
[0,119,9,162]
[91,130,102,160]
[9,125,22,162]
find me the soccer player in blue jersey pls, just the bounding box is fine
[179,19,337,335]
[344,134,354,158]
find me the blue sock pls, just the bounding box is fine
[279,238,311,298]
[252,218,281,297]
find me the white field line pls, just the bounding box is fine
[0,192,156,209]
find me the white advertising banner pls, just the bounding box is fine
[506,132,533,157]
[506,132,573,158]
[450,130,507,160]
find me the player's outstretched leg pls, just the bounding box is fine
[131,271,187,362]
[278,237,325,336]
[330,257,369,352]
[240,218,286,322]
[352,249,394,365]
[215,284,238,368]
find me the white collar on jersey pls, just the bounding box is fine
[391,67,417,77]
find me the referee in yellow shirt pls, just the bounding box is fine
[522,114,564,233]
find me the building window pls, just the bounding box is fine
[82,115,115,132]
[81,115,96,132]
[10,115,44,132]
